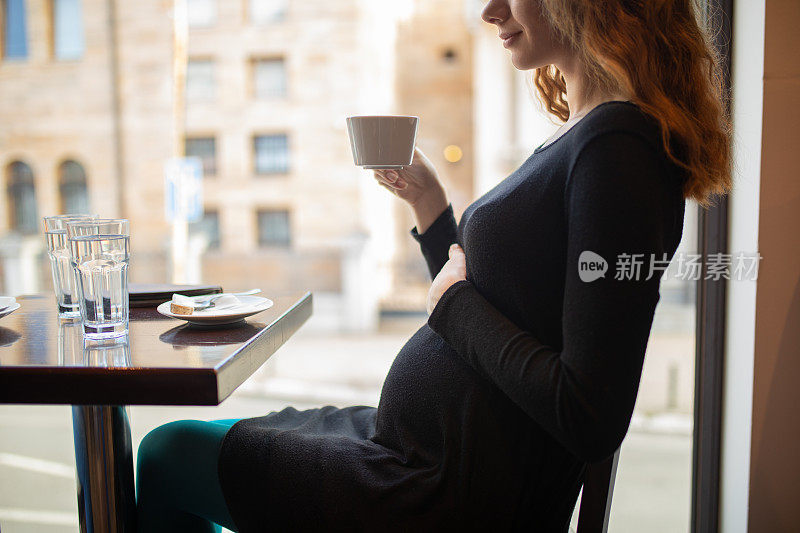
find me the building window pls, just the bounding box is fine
[253,57,287,99]
[52,0,84,59]
[249,0,287,24]
[257,209,290,247]
[189,210,220,249]
[185,137,217,176]
[186,59,215,101]
[3,0,29,59]
[187,0,216,28]
[58,160,89,214]
[253,134,289,174]
[6,161,38,234]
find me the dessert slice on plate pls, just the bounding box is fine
[158,292,273,326]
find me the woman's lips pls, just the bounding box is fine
[502,32,522,48]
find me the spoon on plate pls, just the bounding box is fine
[192,289,262,311]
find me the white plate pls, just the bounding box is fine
[0,303,20,320]
[156,295,274,325]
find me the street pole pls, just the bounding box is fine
[171,0,188,283]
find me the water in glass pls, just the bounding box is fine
[68,220,130,339]
[43,214,97,319]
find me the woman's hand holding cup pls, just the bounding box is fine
[372,146,443,207]
[373,147,449,235]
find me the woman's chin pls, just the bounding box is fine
[509,54,534,71]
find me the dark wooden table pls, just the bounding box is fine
[0,292,313,532]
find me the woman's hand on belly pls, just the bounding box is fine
[426,244,467,314]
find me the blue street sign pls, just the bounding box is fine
[164,157,204,222]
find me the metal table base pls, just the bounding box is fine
[72,405,137,532]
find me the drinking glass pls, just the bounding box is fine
[67,219,130,340]
[43,214,98,319]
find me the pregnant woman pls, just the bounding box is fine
[136,0,732,531]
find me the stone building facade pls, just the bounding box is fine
[0,0,479,326]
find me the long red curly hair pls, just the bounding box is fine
[528,0,732,209]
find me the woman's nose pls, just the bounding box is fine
[481,0,508,25]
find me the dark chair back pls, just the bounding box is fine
[575,447,622,533]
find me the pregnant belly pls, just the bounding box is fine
[372,323,494,458]
[370,323,559,518]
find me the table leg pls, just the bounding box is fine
[72,405,137,532]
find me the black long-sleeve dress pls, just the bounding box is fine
[217,100,687,532]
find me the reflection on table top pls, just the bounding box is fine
[0,292,312,406]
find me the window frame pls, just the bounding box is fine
[691,1,733,532]
[256,208,291,248]
[6,160,39,234]
[186,0,217,29]
[189,209,221,250]
[251,56,288,100]
[2,0,30,60]
[51,0,85,61]
[252,133,290,175]
[248,0,288,26]
[184,135,218,177]
[0,0,4,58]
[186,57,216,102]
[58,159,90,215]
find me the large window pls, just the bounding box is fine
[187,0,216,28]
[52,0,84,59]
[186,59,215,101]
[253,57,287,99]
[0,4,735,530]
[257,209,290,247]
[185,137,217,176]
[249,0,287,24]
[6,161,38,234]
[3,0,28,59]
[253,134,289,174]
[58,160,89,214]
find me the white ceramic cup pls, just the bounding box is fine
[346,115,419,169]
